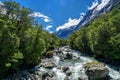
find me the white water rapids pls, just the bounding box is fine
[34,46,120,80]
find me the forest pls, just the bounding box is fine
[0,1,67,78]
[0,0,120,79]
[69,8,120,62]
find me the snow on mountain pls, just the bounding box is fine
[96,0,111,10]
[56,18,81,32]
[88,0,99,10]
[56,0,119,38]
[75,0,114,30]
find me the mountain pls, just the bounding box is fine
[56,0,120,38]
[56,26,75,38]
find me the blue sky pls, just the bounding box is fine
[2,0,101,33]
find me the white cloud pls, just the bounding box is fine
[80,12,86,16]
[46,25,52,30]
[56,12,86,31]
[88,0,99,10]
[56,16,83,31]
[29,12,52,22]
[46,25,53,33]
[96,0,110,10]
[44,18,50,23]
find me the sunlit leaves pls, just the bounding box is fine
[69,9,120,61]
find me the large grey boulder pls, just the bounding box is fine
[66,70,72,76]
[41,61,56,69]
[62,66,72,76]
[84,62,109,80]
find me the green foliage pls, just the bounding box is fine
[59,39,69,46]
[69,9,120,61]
[0,1,64,78]
[69,28,90,53]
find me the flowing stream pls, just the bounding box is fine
[13,46,120,80]
[34,46,120,80]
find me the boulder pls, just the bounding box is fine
[62,66,69,72]
[45,51,54,58]
[49,71,56,77]
[42,61,56,69]
[31,74,40,80]
[65,53,73,59]
[66,70,72,76]
[42,73,54,80]
[42,73,50,80]
[56,51,64,56]
[62,46,71,52]
[45,77,53,80]
[34,71,41,75]
[64,49,71,52]
[55,52,67,61]
[8,71,40,80]
[78,75,88,80]
[55,50,63,54]
[54,50,65,60]
[84,62,109,80]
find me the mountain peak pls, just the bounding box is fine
[88,0,99,10]
[56,0,119,38]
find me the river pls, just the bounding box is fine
[8,46,120,80]
[33,46,120,80]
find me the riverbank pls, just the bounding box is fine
[79,51,120,72]
[6,46,120,80]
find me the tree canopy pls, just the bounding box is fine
[0,1,68,78]
[69,9,120,62]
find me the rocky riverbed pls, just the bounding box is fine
[7,46,120,80]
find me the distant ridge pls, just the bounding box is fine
[56,0,120,38]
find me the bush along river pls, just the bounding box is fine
[7,46,120,80]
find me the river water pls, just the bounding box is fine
[34,46,120,80]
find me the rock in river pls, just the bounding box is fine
[84,61,109,80]
[42,73,53,80]
[66,70,72,76]
[8,70,40,80]
[42,61,56,69]
[62,66,69,72]
[43,51,54,58]
[65,53,73,59]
